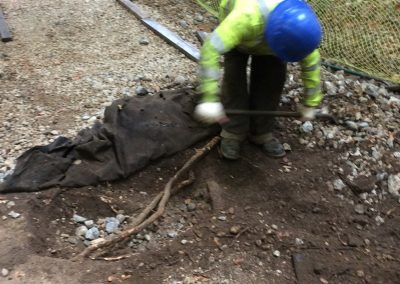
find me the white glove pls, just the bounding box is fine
[194,102,226,124]
[298,104,317,121]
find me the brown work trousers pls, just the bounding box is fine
[221,49,287,143]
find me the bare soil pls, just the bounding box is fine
[1,132,400,283]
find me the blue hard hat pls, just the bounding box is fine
[265,0,323,62]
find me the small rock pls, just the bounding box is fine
[295,238,304,246]
[356,270,365,277]
[217,216,227,221]
[85,227,100,240]
[345,120,358,131]
[187,202,197,212]
[135,233,144,240]
[178,203,187,211]
[68,236,79,245]
[174,75,187,85]
[1,268,9,277]
[320,277,329,284]
[312,207,322,214]
[139,37,149,45]
[194,13,204,22]
[179,20,189,29]
[6,201,15,208]
[376,172,388,181]
[116,214,127,223]
[372,149,382,160]
[359,193,368,200]
[324,81,337,96]
[81,114,90,120]
[271,224,278,230]
[300,121,313,133]
[144,234,151,241]
[388,96,400,106]
[75,225,88,237]
[354,204,365,215]
[84,220,94,228]
[230,225,241,235]
[167,231,177,238]
[333,178,346,191]
[393,152,400,159]
[88,116,97,123]
[105,217,120,234]
[181,239,188,245]
[135,86,148,96]
[388,173,400,197]
[72,214,87,223]
[273,250,281,257]
[8,211,20,218]
[358,122,369,129]
[375,215,385,226]
[283,143,291,151]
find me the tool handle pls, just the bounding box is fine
[225,109,337,123]
[225,109,301,117]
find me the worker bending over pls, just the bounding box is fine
[194,0,323,159]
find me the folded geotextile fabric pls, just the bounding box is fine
[0,89,218,193]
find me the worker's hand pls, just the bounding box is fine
[298,104,317,121]
[194,102,227,124]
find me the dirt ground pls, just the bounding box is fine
[1,134,400,284]
[1,0,400,284]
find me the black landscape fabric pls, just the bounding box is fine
[0,89,218,193]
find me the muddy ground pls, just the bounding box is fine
[1,0,400,283]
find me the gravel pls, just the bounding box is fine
[116,214,127,223]
[354,204,365,215]
[7,211,21,219]
[230,225,241,235]
[6,201,15,208]
[333,179,346,191]
[295,238,304,246]
[85,227,100,240]
[105,217,120,234]
[72,214,87,223]
[273,250,281,257]
[84,220,95,228]
[388,174,400,197]
[300,121,313,133]
[75,226,89,237]
[187,202,197,212]
[1,268,9,277]
[167,231,178,238]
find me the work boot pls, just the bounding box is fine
[261,137,286,158]
[219,138,241,160]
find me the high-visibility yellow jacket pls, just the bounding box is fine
[200,0,322,107]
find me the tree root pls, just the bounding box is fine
[74,136,220,260]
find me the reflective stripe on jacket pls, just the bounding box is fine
[200,0,322,107]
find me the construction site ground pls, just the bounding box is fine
[1,0,399,283]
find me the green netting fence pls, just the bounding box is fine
[196,0,400,83]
